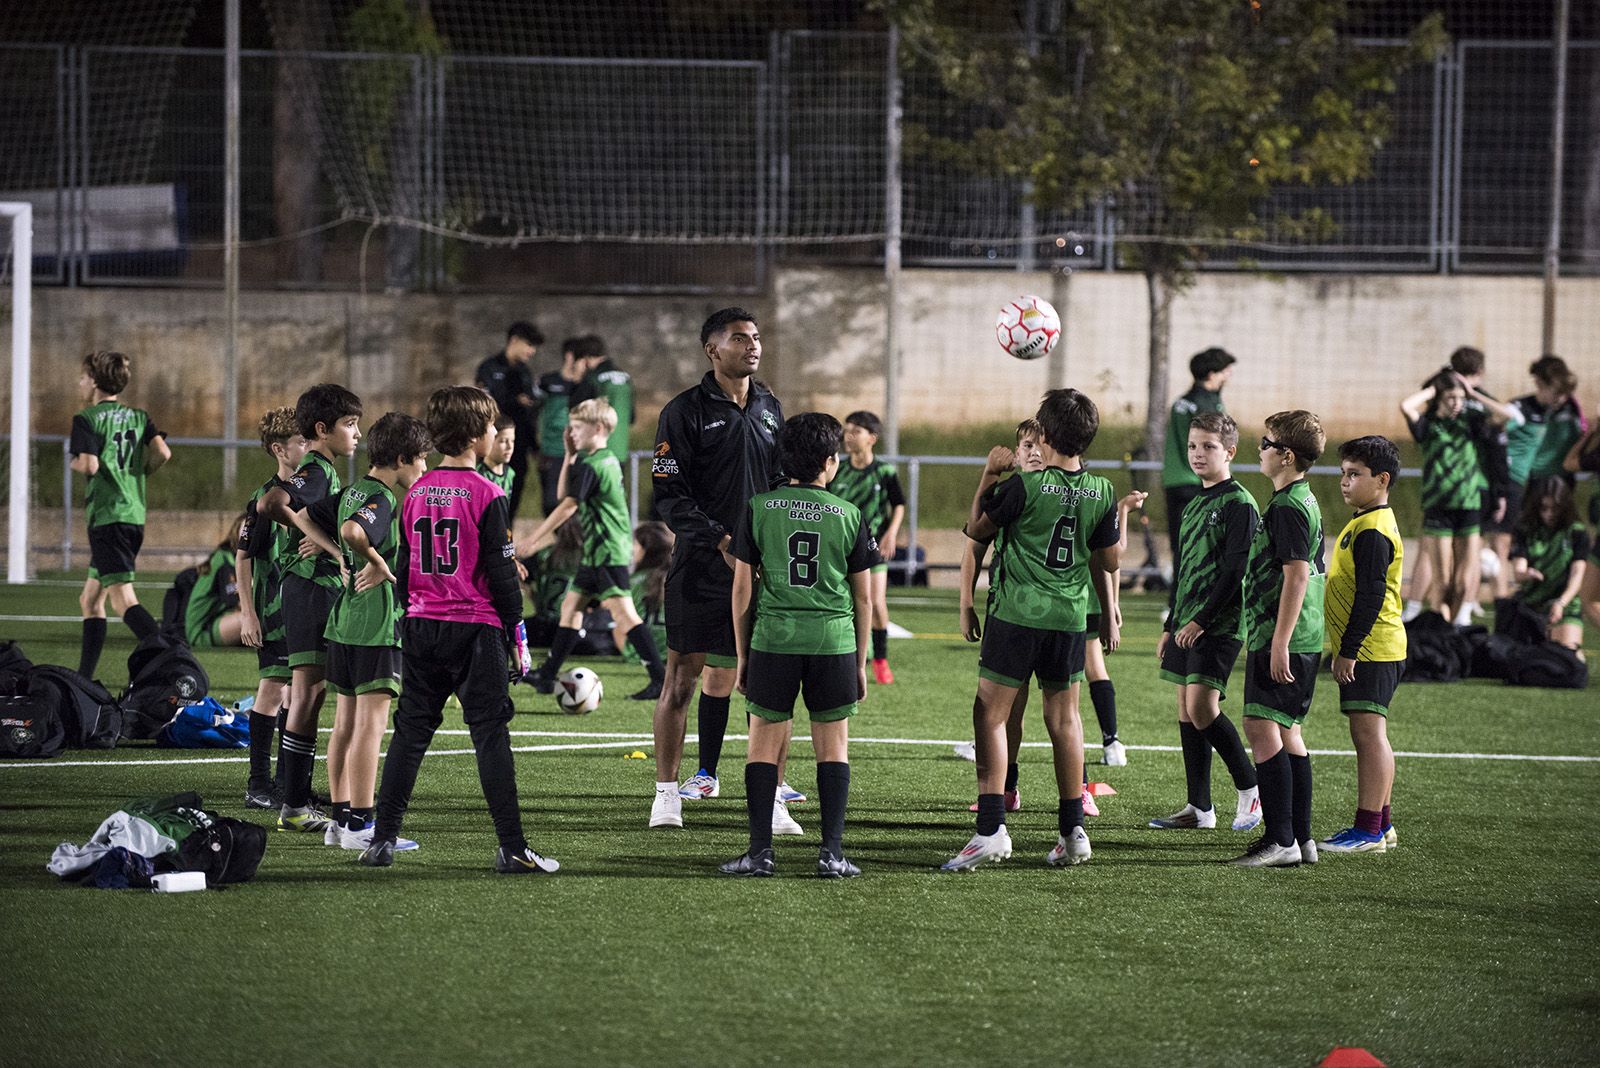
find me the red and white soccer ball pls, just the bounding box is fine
[995,295,1061,361]
[556,668,604,715]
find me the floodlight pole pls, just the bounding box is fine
[883,26,903,459]
[223,0,240,491]
[4,203,33,584]
[1542,0,1570,355]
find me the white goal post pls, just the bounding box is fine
[4,202,32,584]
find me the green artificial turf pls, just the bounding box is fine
[1,578,1597,1067]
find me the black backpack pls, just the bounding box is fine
[0,640,33,694]
[1505,641,1590,690]
[120,628,210,741]
[162,567,200,630]
[1402,612,1471,683]
[26,665,122,749]
[176,813,268,886]
[0,692,66,758]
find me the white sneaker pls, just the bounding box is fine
[1229,837,1301,867]
[778,781,807,804]
[953,741,976,762]
[1233,786,1262,831]
[772,797,804,836]
[1046,826,1091,866]
[679,773,720,800]
[940,828,1013,872]
[1401,599,1424,623]
[324,822,341,846]
[1384,825,1398,849]
[337,822,418,852]
[1299,839,1319,864]
[1148,803,1217,829]
[649,787,683,829]
[1101,740,1128,766]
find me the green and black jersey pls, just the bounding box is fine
[828,458,906,542]
[571,360,636,467]
[526,546,576,628]
[183,545,239,646]
[624,567,668,663]
[324,477,402,648]
[1512,521,1591,611]
[1168,478,1260,640]
[239,478,291,643]
[1243,479,1326,653]
[69,401,162,527]
[1407,412,1486,511]
[477,461,516,496]
[732,486,876,656]
[982,467,1119,633]
[283,450,343,589]
[1506,394,1588,485]
[1162,386,1225,489]
[568,449,632,568]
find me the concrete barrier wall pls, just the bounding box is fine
[9,271,1599,441]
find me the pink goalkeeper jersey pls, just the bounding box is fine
[403,467,506,627]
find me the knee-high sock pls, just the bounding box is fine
[540,627,580,676]
[745,761,779,855]
[1179,721,1213,811]
[1254,749,1294,847]
[697,693,731,778]
[1201,714,1257,790]
[279,728,317,808]
[123,604,158,640]
[871,629,888,661]
[625,624,664,681]
[817,761,850,856]
[1088,679,1118,743]
[1288,753,1313,844]
[79,618,107,678]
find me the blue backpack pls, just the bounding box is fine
[155,698,251,749]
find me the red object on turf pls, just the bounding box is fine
[1320,1048,1386,1067]
[872,659,894,685]
[1086,781,1118,797]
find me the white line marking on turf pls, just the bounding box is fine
[1,735,1595,769]
[0,615,92,622]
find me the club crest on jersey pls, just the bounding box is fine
[761,411,779,433]
[1340,531,1353,549]
[652,442,679,478]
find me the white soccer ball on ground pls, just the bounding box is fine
[556,668,604,715]
[1478,545,1500,580]
[995,295,1061,361]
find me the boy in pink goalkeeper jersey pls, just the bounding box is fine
[359,386,559,874]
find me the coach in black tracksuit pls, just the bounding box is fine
[647,308,785,821]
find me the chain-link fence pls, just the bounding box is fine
[0,36,1595,291]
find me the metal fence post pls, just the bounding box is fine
[628,450,641,530]
[903,457,920,584]
[61,439,73,570]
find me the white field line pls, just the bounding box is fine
[0,734,1595,770]
[0,615,95,622]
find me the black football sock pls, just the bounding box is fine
[1089,679,1118,744]
[279,728,317,808]
[624,624,664,681]
[467,715,527,853]
[1254,749,1294,847]
[817,761,850,857]
[541,627,580,675]
[697,693,731,779]
[1058,794,1085,836]
[1004,762,1019,792]
[332,802,351,829]
[122,604,159,640]
[746,761,779,856]
[348,805,373,831]
[247,711,277,790]
[871,628,888,661]
[1201,714,1258,790]
[1178,721,1213,811]
[78,618,107,677]
[976,793,1006,836]
[272,709,288,788]
[1288,753,1313,843]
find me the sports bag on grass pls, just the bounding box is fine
[0,693,66,759]
[156,698,250,749]
[121,628,209,741]
[1505,641,1589,690]
[176,813,267,886]
[26,665,121,749]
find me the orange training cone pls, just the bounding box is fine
[1319,1048,1386,1068]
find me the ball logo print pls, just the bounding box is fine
[996,295,1061,361]
[556,668,604,715]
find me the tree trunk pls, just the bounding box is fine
[267,1,324,283]
[1581,50,1600,268]
[1142,265,1177,461]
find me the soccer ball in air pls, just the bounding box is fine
[556,668,604,715]
[996,295,1061,360]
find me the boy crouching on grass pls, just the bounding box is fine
[1234,411,1328,868]
[721,413,877,878]
[322,413,431,853]
[943,388,1121,872]
[1321,436,1407,855]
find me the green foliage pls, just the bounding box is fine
[343,0,444,181]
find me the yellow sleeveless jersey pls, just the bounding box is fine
[1325,506,1407,662]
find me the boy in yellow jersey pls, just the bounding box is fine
[1322,435,1407,854]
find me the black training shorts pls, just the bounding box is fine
[282,574,337,668]
[88,523,144,585]
[1159,631,1244,697]
[665,546,736,664]
[745,649,860,722]
[1242,646,1321,727]
[978,616,1086,692]
[326,641,404,697]
[1338,659,1404,717]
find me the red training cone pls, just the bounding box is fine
[1319,1048,1386,1068]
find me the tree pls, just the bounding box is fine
[885,0,1445,457]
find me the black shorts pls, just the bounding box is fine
[745,649,859,722]
[1242,646,1321,727]
[1085,612,1101,633]
[1421,505,1480,537]
[1338,660,1404,717]
[256,637,291,680]
[326,641,404,697]
[1485,482,1524,536]
[396,617,513,727]
[88,523,143,585]
[282,574,337,668]
[978,616,1086,692]
[572,564,631,600]
[665,546,736,666]
[1160,632,1244,697]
